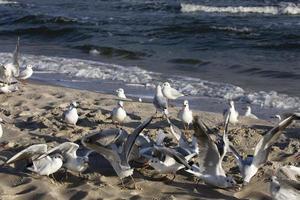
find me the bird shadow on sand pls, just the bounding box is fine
[28,130,70,144]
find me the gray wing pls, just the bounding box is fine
[122,116,153,164]
[82,129,127,147]
[252,113,300,168]
[12,37,20,77]
[154,146,192,169]
[6,144,48,164]
[39,142,79,159]
[193,116,221,175]
[153,94,168,110]
[166,117,189,144]
[279,178,300,191]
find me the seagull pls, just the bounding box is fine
[162,82,184,100]
[81,116,153,186]
[166,117,199,155]
[38,142,93,174]
[116,88,127,99]
[178,100,193,130]
[18,64,33,82]
[64,101,79,126]
[153,85,168,116]
[244,105,258,119]
[112,101,127,126]
[269,176,300,200]
[6,144,63,176]
[277,165,300,181]
[229,113,300,185]
[140,130,195,179]
[0,118,4,138]
[185,115,236,188]
[223,100,239,124]
[0,37,20,85]
[0,84,12,94]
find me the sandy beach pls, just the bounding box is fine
[0,82,298,200]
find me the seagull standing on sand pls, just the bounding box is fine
[178,100,193,130]
[0,84,12,94]
[18,64,33,82]
[112,101,127,125]
[0,37,20,84]
[185,115,236,188]
[64,101,79,126]
[223,100,239,124]
[6,144,63,176]
[162,82,184,100]
[244,105,258,119]
[229,113,300,185]
[153,85,168,116]
[81,116,153,187]
[116,88,127,99]
[269,176,300,200]
[0,118,3,138]
[38,142,93,174]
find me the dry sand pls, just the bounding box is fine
[0,82,299,200]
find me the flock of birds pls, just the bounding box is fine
[0,38,300,199]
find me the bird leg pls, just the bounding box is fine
[130,175,140,190]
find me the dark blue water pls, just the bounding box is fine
[0,0,299,110]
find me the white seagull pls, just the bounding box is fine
[38,142,93,174]
[162,82,184,100]
[6,144,63,176]
[229,113,300,185]
[0,37,20,85]
[64,101,79,126]
[178,100,193,130]
[244,105,258,119]
[112,101,127,125]
[153,85,168,116]
[223,100,239,124]
[185,115,236,188]
[18,64,33,81]
[0,84,12,94]
[116,88,127,99]
[269,176,300,200]
[0,118,4,138]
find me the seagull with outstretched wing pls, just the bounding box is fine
[229,113,300,185]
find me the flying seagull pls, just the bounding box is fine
[81,116,153,187]
[229,113,300,185]
[185,115,236,188]
[269,176,300,200]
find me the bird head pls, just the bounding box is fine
[162,82,170,88]
[70,101,78,108]
[224,176,236,188]
[183,100,189,107]
[116,88,124,95]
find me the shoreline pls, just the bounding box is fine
[0,82,299,199]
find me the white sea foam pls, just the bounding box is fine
[0,52,299,110]
[0,0,17,4]
[181,3,300,15]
